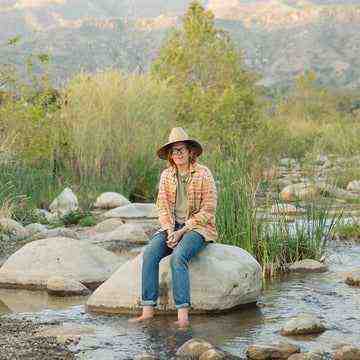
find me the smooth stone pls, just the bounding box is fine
[199,348,226,360]
[345,269,360,287]
[289,259,328,273]
[281,313,327,336]
[346,180,360,192]
[134,353,159,360]
[46,276,90,296]
[49,187,78,217]
[103,203,158,219]
[176,339,214,358]
[25,223,47,236]
[36,323,95,345]
[32,227,79,240]
[0,218,28,239]
[88,223,149,251]
[86,244,262,314]
[0,237,121,290]
[288,350,327,360]
[280,183,318,202]
[94,192,131,209]
[94,218,125,233]
[246,342,300,360]
[334,345,360,360]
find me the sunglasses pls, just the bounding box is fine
[171,146,188,155]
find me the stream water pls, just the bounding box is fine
[0,240,359,359]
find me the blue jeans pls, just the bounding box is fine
[141,223,206,309]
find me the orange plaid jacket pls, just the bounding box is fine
[156,162,218,242]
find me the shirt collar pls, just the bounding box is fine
[169,162,198,176]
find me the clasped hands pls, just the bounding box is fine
[166,226,188,249]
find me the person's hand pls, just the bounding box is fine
[166,228,186,249]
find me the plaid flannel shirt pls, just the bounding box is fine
[156,162,218,242]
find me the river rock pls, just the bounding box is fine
[280,183,318,202]
[289,259,328,273]
[0,218,28,239]
[0,237,121,290]
[345,269,360,287]
[46,276,90,296]
[271,204,303,215]
[86,244,262,314]
[94,218,125,233]
[49,187,78,217]
[103,203,158,219]
[25,223,47,236]
[246,342,300,359]
[176,339,214,358]
[346,181,360,192]
[288,350,327,360]
[134,353,159,360]
[94,192,131,209]
[199,348,227,360]
[334,345,360,360]
[88,223,149,251]
[281,313,327,336]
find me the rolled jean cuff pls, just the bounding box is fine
[141,300,157,307]
[175,302,190,309]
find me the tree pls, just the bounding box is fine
[151,1,261,149]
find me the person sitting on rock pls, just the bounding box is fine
[129,127,218,327]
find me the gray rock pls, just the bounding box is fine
[46,276,90,296]
[334,345,360,360]
[280,183,318,202]
[86,244,262,314]
[103,203,158,219]
[49,187,78,217]
[176,339,214,358]
[281,313,327,336]
[345,269,360,287]
[247,342,300,360]
[94,218,125,233]
[0,237,121,290]
[134,353,159,360]
[25,223,47,236]
[0,218,28,239]
[94,192,131,209]
[289,259,328,273]
[346,180,360,192]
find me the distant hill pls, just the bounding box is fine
[1,0,360,89]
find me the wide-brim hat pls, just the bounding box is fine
[157,127,203,160]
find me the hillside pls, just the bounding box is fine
[1,0,360,89]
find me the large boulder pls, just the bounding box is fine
[103,203,158,219]
[86,244,262,314]
[0,237,121,290]
[94,192,131,209]
[49,187,78,217]
[88,223,149,252]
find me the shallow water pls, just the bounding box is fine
[0,241,360,359]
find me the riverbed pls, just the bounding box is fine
[0,239,359,359]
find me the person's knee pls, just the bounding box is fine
[170,252,186,269]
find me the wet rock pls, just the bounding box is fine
[334,345,360,360]
[288,349,327,360]
[134,352,159,360]
[199,348,227,359]
[94,218,124,233]
[25,223,47,236]
[36,323,95,345]
[271,204,304,215]
[49,187,78,217]
[86,244,262,314]
[280,183,318,202]
[94,192,131,209]
[46,276,90,296]
[0,218,28,239]
[103,203,158,219]
[0,237,121,290]
[246,342,300,359]
[345,269,360,287]
[289,259,328,273]
[346,180,360,192]
[88,223,149,252]
[176,338,214,358]
[281,313,327,336]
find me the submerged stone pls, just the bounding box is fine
[281,313,327,336]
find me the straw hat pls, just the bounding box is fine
[157,127,203,160]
